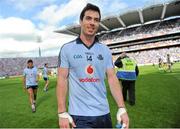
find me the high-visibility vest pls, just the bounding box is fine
[116,57,137,80]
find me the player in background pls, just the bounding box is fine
[158,57,163,69]
[23,59,39,112]
[43,63,49,92]
[166,54,173,72]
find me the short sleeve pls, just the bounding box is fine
[58,45,69,68]
[105,47,114,69]
[23,69,26,76]
[34,67,38,74]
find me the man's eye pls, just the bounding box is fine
[94,18,100,22]
[86,16,91,20]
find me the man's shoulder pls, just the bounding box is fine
[96,41,105,46]
[96,41,110,50]
[61,39,77,49]
[32,66,38,71]
[24,68,28,71]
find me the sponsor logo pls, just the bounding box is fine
[73,55,82,59]
[85,65,94,75]
[79,78,100,82]
[79,64,100,83]
[97,54,103,60]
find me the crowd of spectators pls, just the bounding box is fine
[0,56,58,77]
[99,18,180,44]
[1,47,179,77]
[1,45,179,77]
[98,18,180,65]
[111,39,180,53]
[113,47,180,65]
[1,19,180,77]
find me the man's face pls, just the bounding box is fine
[80,10,100,37]
[27,62,33,68]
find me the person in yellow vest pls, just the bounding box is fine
[115,52,139,106]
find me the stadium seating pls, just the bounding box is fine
[0,57,58,77]
[99,18,180,44]
[97,18,180,65]
[1,18,180,77]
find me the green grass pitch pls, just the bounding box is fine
[0,63,180,128]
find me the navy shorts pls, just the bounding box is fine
[71,113,112,128]
[26,85,38,89]
[43,77,48,81]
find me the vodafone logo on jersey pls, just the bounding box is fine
[85,65,94,75]
[79,64,100,83]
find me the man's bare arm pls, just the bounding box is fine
[106,68,125,108]
[56,67,69,113]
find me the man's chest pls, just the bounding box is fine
[26,69,36,77]
[68,50,106,69]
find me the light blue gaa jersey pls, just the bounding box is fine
[23,66,38,87]
[58,37,114,116]
[43,67,48,78]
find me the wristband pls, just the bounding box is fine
[117,107,127,122]
[58,112,73,123]
[118,107,126,115]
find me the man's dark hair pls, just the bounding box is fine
[27,59,33,64]
[80,3,101,21]
[44,63,48,66]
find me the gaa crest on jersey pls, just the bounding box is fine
[97,54,103,60]
[73,54,82,59]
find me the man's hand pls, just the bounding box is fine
[117,108,129,129]
[58,112,76,128]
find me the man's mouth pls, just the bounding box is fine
[88,27,95,32]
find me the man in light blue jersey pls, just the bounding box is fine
[43,63,49,92]
[23,59,39,112]
[57,3,129,128]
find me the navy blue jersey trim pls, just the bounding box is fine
[76,36,99,50]
[27,66,34,69]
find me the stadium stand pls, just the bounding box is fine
[1,0,180,77]
[56,0,180,66]
[0,57,58,77]
[98,18,180,44]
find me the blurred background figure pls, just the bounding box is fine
[115,52,139,106]
[43,63,49,92]
[166,54,173,72]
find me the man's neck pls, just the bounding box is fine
[80,34,95,47]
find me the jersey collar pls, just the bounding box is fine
[27,66,34,69]
[76,36,99,49]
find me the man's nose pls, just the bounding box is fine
[89,19,95,25]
